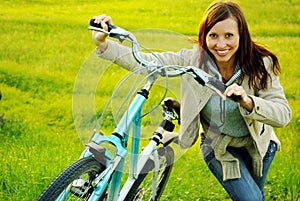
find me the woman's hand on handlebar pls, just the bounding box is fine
[92,14,113,52]
[224,83,254,112]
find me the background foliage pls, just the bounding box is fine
[0,0,299,200]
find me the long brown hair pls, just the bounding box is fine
[198,1,280,90]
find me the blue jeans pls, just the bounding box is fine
[201,140,277,201]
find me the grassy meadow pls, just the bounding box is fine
[0,0,299,200]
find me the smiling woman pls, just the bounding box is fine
[91,1,291,200]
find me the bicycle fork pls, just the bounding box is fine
[118,111,177,200]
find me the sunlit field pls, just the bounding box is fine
[0,0,299,200]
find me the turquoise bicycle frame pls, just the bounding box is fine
[57,81,152,201]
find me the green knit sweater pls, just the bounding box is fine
[201,94,249,137]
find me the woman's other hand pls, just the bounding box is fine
[225,83,254,112]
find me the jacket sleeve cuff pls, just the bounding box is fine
[95,40,120,61]
[239,95,258,117]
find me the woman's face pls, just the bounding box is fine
[206,17,240,67]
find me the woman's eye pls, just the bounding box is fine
[209,33,217,38]
[226,33,234,38]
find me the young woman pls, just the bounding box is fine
[91,1,291,200]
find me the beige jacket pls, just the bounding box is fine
[97,40,292,159]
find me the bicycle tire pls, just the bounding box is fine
[37,157,106,201]
[124,146,174,201]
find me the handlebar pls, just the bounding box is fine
[89,19,157,67]
[88,19,241,102]
[89,19,116,32]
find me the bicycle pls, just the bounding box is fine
[37,19,239,201]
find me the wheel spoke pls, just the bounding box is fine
[125,146,174,201]
[37,157,106,201]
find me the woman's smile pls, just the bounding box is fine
[216,49,230,57]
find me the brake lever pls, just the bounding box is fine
[189,67,241,102]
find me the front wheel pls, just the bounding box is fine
[37,157,106,201]
[125,146,174,201]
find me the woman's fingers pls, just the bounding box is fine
[92,14,113,31]
[224,84,254,111]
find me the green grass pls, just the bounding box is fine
[0,0,299,200]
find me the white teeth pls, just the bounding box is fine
[217,50,229,54]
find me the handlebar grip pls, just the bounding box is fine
[228,94,241,102]
[89,19,116,31]
[208,77,226,92]
[208,77,241,102]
